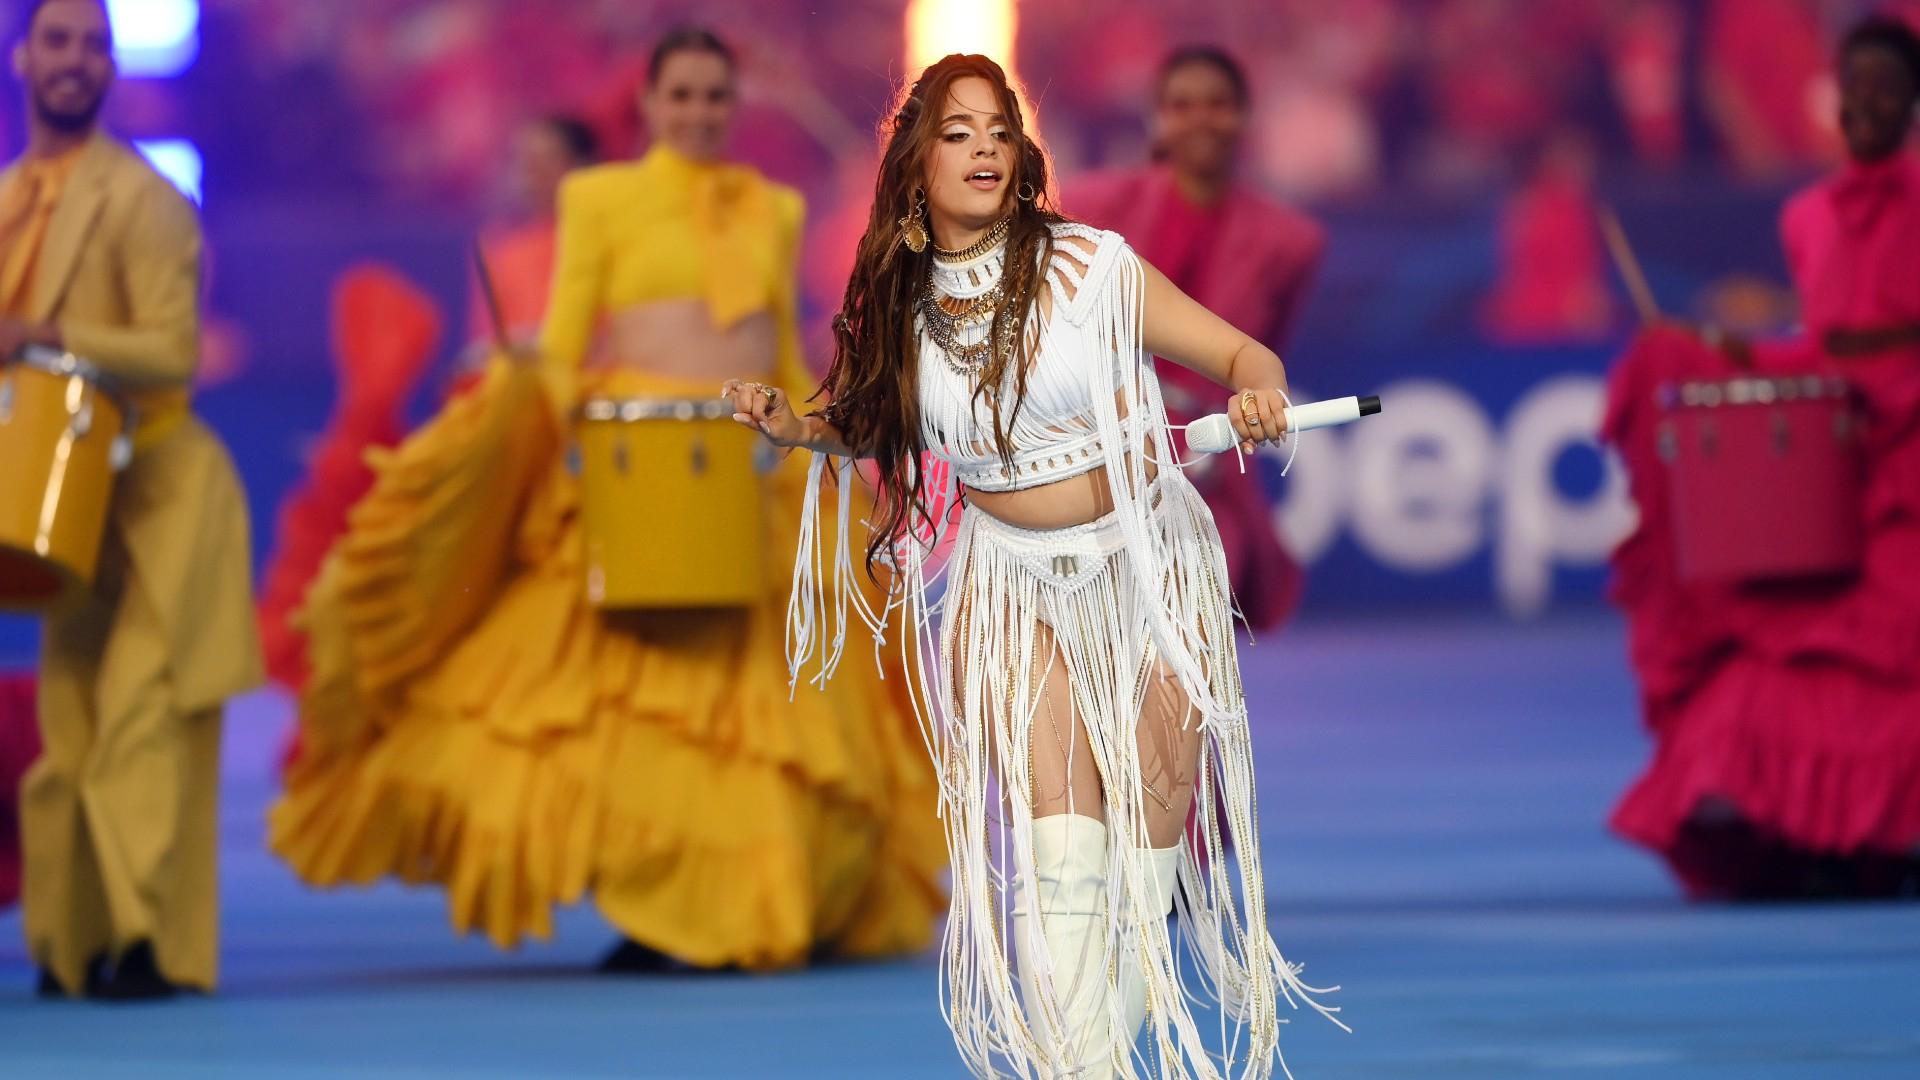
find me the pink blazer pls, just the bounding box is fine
[1067,165,1325,357]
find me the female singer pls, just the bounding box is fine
[725,53,1340,1077]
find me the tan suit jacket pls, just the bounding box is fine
[2,133,261,708]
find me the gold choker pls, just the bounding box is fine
[933,217,1012,262]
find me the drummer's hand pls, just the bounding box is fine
[1226,387,1291,455]
[1658,318,1754,369]
[1706,327,1756,369]
[722,379,807,447]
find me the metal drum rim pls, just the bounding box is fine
[1662,375,1851,409]
[576,396,740,423]
[10,345,135,418]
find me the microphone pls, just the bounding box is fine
[1185,395,1382,455]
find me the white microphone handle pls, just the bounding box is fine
[1285,397,1365,432]
[1184,395,1380,455]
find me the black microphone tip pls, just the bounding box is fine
[1358,395,1382,416]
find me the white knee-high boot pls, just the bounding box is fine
[1013,814,1113,1077]
[1115,843,1183,1065]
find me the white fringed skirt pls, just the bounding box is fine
[928,475,1339,1078]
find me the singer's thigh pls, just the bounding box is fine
[955,592,1106,825]
[1133,651,1203,848]
[1025,623,1106,823]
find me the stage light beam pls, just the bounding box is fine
[108,0,199,78]
[135,139,203,205]
[907,0,1016,76]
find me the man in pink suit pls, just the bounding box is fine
[1069,45,1325,631]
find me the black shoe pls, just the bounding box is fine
[35,953,108,999]
[596,938,677,974]
[93,942,181,1002]
[35,968,64,999]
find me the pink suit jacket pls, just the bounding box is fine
[1067,165,1325,373]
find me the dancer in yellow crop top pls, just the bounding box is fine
[268,28,945,971]
[539,122,799,404]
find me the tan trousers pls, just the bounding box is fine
[21,535,222,996]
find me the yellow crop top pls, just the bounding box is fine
[538,144,806,401]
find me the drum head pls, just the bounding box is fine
[0,545,79,612]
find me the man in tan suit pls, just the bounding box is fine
[2,0,261,1000]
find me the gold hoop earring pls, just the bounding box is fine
[899,189,929,253]
[1017,181,1037,202]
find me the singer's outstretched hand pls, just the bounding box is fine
[722,378,807,447]
[1227,388,1292,454]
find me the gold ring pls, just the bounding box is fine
[1240,390,1260,431]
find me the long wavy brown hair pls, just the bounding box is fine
[819,54,1066,573]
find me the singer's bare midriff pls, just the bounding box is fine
[596,300,777,380]
[964,468,1118,531]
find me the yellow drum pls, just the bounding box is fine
[0,347,133,612]
[575,396,768,609]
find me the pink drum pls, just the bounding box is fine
[1659,376,1864,583]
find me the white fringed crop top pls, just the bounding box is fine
[789,217,1219,716]
[918,222,1141,492]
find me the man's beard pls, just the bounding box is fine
[33,86,105,134]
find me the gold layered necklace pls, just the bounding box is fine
[920,279,1013,375]
[920,218,1015,376]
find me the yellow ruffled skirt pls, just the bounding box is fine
[268,360,946,967]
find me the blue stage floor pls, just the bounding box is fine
[1,611,1915,1077]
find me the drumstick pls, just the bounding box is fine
[471,241,514,353]
[1599,204,1662,325]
